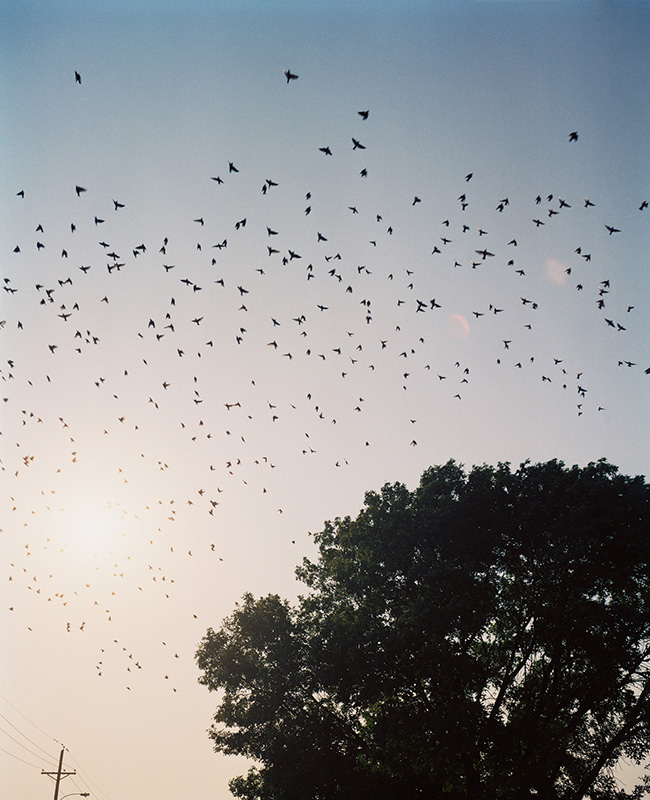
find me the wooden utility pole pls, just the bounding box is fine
[41,746,76,800]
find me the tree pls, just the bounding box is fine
[195,459,650,799]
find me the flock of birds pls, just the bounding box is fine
[3,68,648,695]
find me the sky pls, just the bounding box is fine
[1,1,649,798]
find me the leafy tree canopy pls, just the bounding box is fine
[196,459,650,800]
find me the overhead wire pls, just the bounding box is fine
[0,722,59,770]
[0,743,45,770]
[65,746,114,800]
[0,709,59,761]
[0,695,61,775]
[0,695,112,798]
[0,692,61,746]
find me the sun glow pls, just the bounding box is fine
[63,498,125,553]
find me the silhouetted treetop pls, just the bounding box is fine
[197,459,650,800]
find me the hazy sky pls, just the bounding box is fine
[2,1,649,798]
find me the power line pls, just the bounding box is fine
[0,710,58,761]
[0,722,56,766]
[67,772,93,797]
[0,693,60,746]
[65,746,114,800]
[0,743,44,769]
[0,696,112,799]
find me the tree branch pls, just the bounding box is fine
[570,679,650,800]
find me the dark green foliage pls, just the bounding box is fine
[196,459,650,799]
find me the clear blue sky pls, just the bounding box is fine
[2,2,649,798]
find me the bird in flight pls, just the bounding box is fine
[283,69,299,83]
[358,110,369,120]
[75,71,81,84]
[569,131,578,142]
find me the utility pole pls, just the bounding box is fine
[42,746,76,800]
